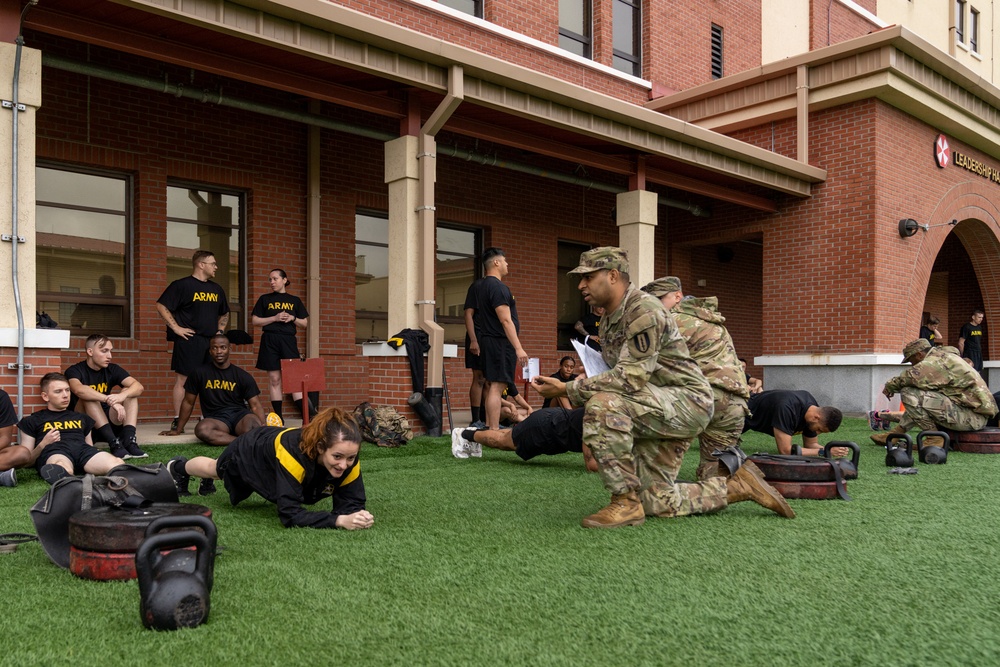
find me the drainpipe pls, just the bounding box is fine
[416,65,464,435]
[7,0,38,418]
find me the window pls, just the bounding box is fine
[166,183,245,330]
[36,165,131,337]
[969,7,979,51]
[559,0,593,58]
[355,210,481,344]
[557,241,591,350]
[439,0,483,18]
[711,24,724,79]
[613,0,641,76]
[956,0,966,42]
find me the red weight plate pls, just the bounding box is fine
[944,428,1000,445]
[69,504,211,552]
[953,442,1000,454]
[69,547,138,581]
[769,480,844,500]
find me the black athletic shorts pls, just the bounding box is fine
[464,332,482,371]
[171,335,211,376]
[216,446,255,506]
[36,442,102,473]
[479,335,516,384]
[256,332,301,372]
[511,407,584,460]
[203,406,254,434]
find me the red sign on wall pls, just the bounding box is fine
[935,134,951,168]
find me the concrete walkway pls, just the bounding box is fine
[134,417,304,449]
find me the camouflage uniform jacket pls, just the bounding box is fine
[673,297,750,399]
[885,346,998,416]
[566,284,711,405]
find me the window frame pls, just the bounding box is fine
[559,0,593,59]
[612,0,642,77]
[956,0,967,43]
[556,239,593,351]
[970,7,980,52]
[165,179,248,331]
[35,161,133,338]
[438,0,483,19]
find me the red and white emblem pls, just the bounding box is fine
[935,134,951,168]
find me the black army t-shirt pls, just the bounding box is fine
[959,322,983,354]
[743,390,818,438]
[157,276,230,341]
[476,276,519,338]
[18,408,95,447]
[252,292,309,335]
[64,361,130,411]
[0,389,17,429]
[185,364,260,417]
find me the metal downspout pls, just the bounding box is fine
[306,100,320,359]
[41,54,711,217]
[9,1,38,418]
[417,65,464,418]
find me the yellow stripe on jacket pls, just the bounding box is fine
[274,428,304,482]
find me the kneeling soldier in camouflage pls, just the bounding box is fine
[533,247,794,528]
[874,338,997,449]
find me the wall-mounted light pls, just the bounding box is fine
[899,218,958,238]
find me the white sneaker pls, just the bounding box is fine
[451,428,470,459]
[0,468,15,487]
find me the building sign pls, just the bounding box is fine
[934,134,950,167]
[936,133,1000,185]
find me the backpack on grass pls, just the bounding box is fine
[353,402,412,448]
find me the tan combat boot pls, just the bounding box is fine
[580,492,646,529]
[726,465,796,518]
[871,424,907,447]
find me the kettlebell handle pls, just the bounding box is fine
[145,514,217,551]
[823,440,860,468]
[916,430,950,451]
[886,432,913,454]
[136,530,210,594]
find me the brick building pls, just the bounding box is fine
[0,0,997,428]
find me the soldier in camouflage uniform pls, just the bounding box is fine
[873,338,998,448]
[532,247,794,528]
[641,277,750,480]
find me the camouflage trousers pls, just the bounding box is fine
[582,387,728,518]
[899,387,988,432]
[695,388,749,480]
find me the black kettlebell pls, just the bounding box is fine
[143,514,217,592]
[885,433,914,467]
[917,430,949,465]
[136,529,213,631]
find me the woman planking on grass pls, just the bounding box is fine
[168,407,374,530]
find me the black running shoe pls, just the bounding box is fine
[167,456,191,496]
[40,464,70,485]
[198,477,217,496]
[122,436,148,459]
[108,438,129,459]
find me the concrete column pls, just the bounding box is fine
[616,189,658,286]
[384,135,421,336]
[0,42,40,329]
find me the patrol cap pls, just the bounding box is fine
[902,338,931,363]
[641,276,682,298]
[568,246,630,275]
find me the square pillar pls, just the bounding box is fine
[384,136,421,336]
[616,190,658,287]
[0,42,41,329]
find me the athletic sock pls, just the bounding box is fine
[293,398,305,417]
[95,423,116,445]
[462,429,479,442]
[120,424,137,442]
[478,406,487,422]
[271,400,283,419]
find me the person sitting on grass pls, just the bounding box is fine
[17,372,125,484]
[541,357,578,409]
[159,334,268,446]
[741,389,843,456]
[872,339,997,449]
[168,407,374,530]
[0,388,23,487]
[65,333,146,460]
[452,406,598,472]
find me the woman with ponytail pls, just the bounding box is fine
[168,407,374,529]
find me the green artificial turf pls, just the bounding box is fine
[2,418,999,666]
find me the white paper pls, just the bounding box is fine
[522,357,540,380]
[572,338,610,378]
